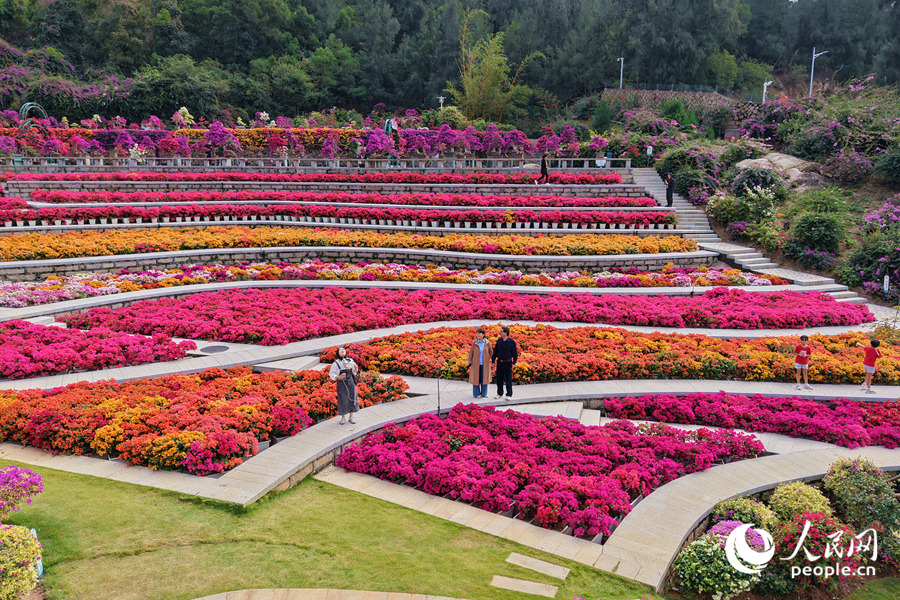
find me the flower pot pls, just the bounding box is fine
[551,223,558,229]
[54,219,62,226]
[29,220,37,226]
[430,220,438,228]
[162,217,170,223]
[15,220,23,227]
[444,221,451,228]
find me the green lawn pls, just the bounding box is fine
[848,578,900,600]
[5,461,663,600]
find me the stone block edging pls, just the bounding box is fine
[0,247,717,282]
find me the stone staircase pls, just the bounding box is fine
[631,168,866,304]
[631,168,720,243]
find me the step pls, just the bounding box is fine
[836,297,867,304]
[506,553,570,580]
[490,576,558,598]
[727,252,762,259]
[579,408,603,427]
[828,291,860,300]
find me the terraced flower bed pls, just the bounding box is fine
[1,171,624,185]
[29,190,657,208]
[0,263,790,308]
[0,204,677,228]
[0,228,698,261]
[605,392,900,448]
[325,324,900,385]
[0,319,194,379]
[0,366,408,474]
[336,404,764,537]
[59,287,874,345]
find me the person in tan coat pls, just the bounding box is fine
[468,328,493,398]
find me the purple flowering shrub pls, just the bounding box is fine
[824,148,873,184]
[0,465,43,519]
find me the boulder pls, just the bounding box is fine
[736,152,825,192]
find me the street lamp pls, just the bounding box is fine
[809,47,829,98]
[762,80,773,103]
[436,95,446,109]
[617,56,624,90]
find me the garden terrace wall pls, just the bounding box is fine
[4,181,650,200]
[0,247,719,282]
[0,220,682,237]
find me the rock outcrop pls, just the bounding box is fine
[736,152,824,192]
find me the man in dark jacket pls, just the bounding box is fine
[665,172,675,207]
[492,326,518,399]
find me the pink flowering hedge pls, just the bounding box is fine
[605,393,900,449]
[0,204,676,227]
[59,287,874,345]
[0,320,195,379]
[30,190,657,208]
[1,171,624,185]
[336,404,764,537]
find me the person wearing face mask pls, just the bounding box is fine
[329,346,360,424]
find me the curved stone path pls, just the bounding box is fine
[0,317,886,392]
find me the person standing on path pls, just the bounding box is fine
[468,328,493,398]
[665,172,675,207]
[537,153,550,184]
[794,334,812,390]
[860,339,882,394]
[492,326,518,399]
[329,346,360,424]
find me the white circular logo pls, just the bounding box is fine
[725,524,775,575]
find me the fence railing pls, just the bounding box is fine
[0,155,633,173]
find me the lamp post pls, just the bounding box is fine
[436,95,446,109]
[809,47,829,98]
[617,56,624,90]
[762,80,773,103]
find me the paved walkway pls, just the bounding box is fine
[0,316,884,391]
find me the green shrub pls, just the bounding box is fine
[706,193,750,224]
[710,497,776,530]
[731,166,786,199]
[672,533,759,600]
[875,145,900,183]
[719,138,769,167]
[787,212,845,253]
[768,481,833,522]
[592,101,613,133]
[0,524,41,600]
[770,513,860,591]
[788,186,852,216]
[675,167,717,198]
[836,235,900,302]
[743,186,779,223]
[822,457,900,532]
[660,98,698,128]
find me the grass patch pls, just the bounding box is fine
[5,460,662,600]
[848,578,900,600]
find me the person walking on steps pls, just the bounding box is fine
[329,346,360,424]
[537,153,550,184]
[492,326,518,399]
[468,328,493,398]
[665,172,675,207]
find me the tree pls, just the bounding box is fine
[707,50,739,88]
[446,10,540,123]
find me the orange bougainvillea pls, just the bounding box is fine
[0,227,698,262]
[322,324,900,386]
[0,366,407,475]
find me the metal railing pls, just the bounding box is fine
[0,155,633,173]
